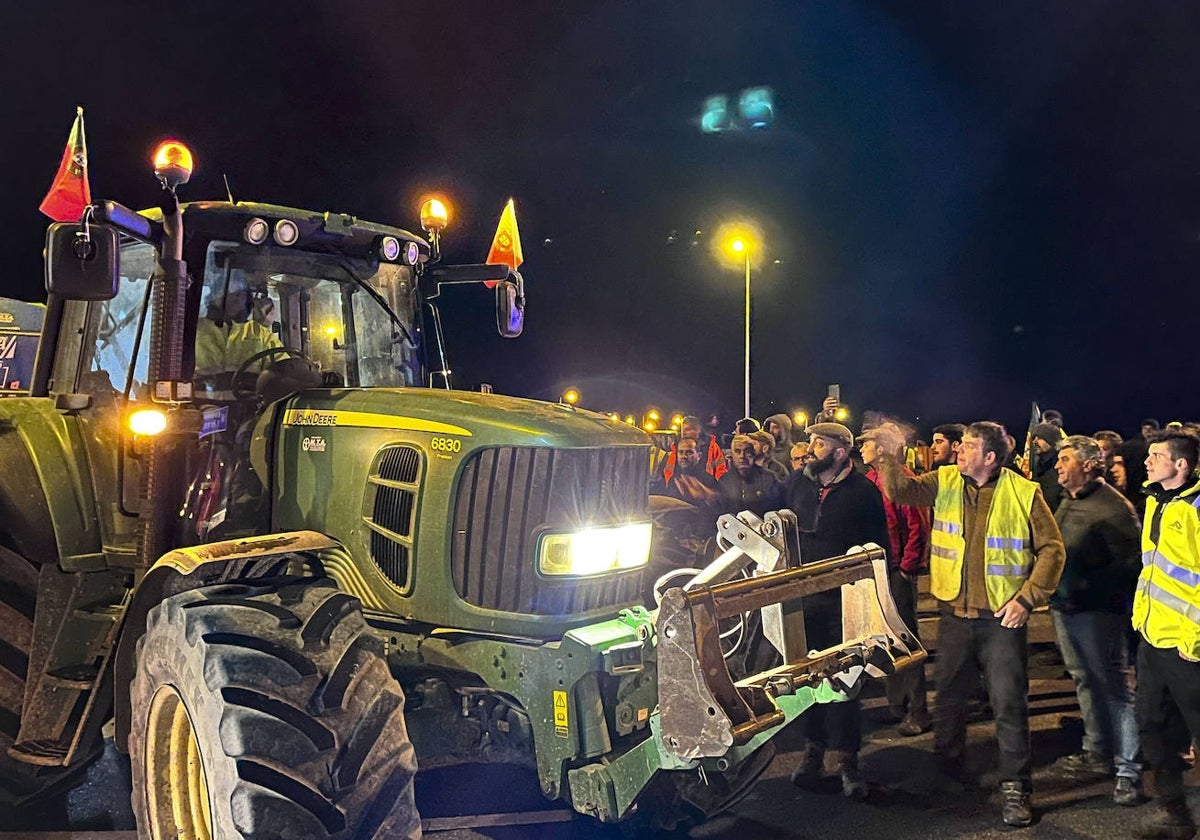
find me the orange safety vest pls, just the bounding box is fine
[662,435,727,482]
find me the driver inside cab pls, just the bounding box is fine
[194,287,282,381]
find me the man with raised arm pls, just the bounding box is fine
[872,421,1065,828]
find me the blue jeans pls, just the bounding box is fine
[1051,609,1141,779]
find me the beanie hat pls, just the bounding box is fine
[1031,423,1062,447]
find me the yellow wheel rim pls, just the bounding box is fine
[144,685,213,840]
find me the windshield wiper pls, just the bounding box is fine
[334,260,417,348]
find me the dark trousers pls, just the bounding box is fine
[1136,640,1200,803]
[885,569,928,717]
[796,589,862,753]
[934,612,1031,787]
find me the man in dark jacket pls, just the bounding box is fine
[775,422,890,800]
[717,434,778,517]
[1031,422,1065,512]
[765,412,795,475]
[1048,436,1143,805]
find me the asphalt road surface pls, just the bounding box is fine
[3,611,1198,839]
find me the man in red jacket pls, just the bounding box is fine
[860,425,933,735]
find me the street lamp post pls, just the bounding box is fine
[731,239,751,418]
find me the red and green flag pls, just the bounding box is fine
[39,106,91,222]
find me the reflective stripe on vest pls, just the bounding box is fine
[1145,582,1200,627]
[929,465,1038,609]
[986,536,1030,550]
[1142,550,1200,587]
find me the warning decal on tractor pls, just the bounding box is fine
[553,690,568,738]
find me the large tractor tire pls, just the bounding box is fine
[0,545,43,802]
[129,576,420,840]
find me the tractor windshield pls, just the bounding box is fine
[72,238,426,408]
[191,240,425,397]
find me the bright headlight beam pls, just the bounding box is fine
[128,408,167,436]
[538,522,653,577]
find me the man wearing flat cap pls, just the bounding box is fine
[775,422,890,800]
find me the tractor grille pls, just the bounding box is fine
[365,445,421,591]
[451,446,649,615]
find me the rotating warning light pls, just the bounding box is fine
[420,198,450,232]
[128,408,167,436]
[152,140,194,188]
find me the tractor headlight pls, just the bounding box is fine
[128,408,167,436]
[537,522,653,577]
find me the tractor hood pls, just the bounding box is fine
[267,387,650,449]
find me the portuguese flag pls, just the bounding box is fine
[39,106,91,222]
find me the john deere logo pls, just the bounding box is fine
[496,232,511,249]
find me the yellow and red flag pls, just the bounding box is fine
[39,107,91,222]
[484,198,523,288]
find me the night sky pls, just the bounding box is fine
[4,2,1198,439]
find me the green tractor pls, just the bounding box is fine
[0,141,924,837]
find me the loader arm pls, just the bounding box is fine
[655,511,926,761]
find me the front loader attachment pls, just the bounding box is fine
[552,509,927,826]
[655,510,925,761]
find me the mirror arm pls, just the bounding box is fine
[92,200,161,244]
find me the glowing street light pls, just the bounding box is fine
[561,388,580,406]
[715,221,763,419]
[793,410,808,428]
[835,406,849,422]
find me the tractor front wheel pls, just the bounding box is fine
[129,576,419,839]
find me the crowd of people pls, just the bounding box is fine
[648,408,1200,835]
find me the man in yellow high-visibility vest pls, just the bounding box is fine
[1131,431,1200,840]
[874,420,1064,829]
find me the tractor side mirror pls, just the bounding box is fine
[495,270,524,338]
[45,221,119,301]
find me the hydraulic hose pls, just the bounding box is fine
[139,194,188,567]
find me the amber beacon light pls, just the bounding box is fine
[153,140,194,189]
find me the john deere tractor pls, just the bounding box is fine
[0,141,924,838]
